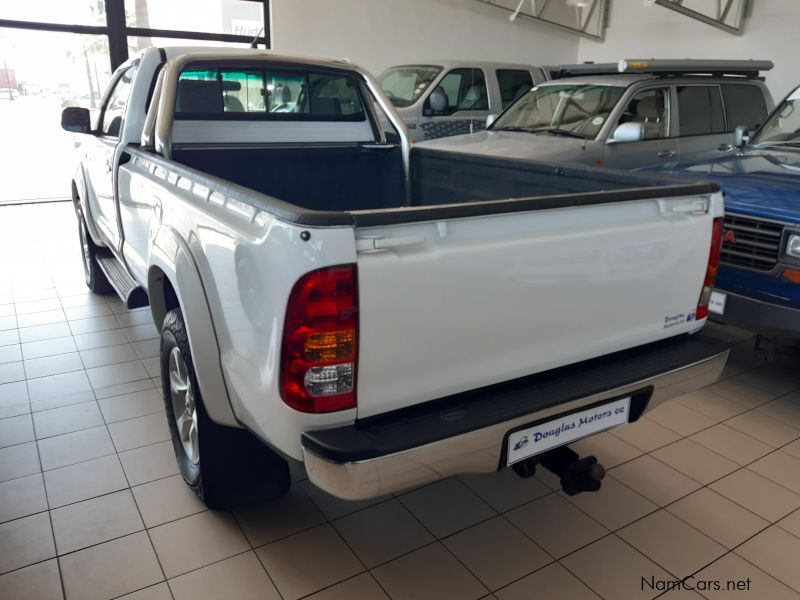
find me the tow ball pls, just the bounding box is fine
[511,446,606,496]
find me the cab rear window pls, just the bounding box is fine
[175,66,366,120]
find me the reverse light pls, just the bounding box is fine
[787,234,800,259]
[280,265,358,413]
[696,217,724,320]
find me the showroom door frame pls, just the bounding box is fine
[0,0,271,70]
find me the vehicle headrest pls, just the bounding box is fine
[176,80,223,113]
[636,95,664,119]
[310,97,341,115]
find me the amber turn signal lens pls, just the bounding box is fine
[304,330,355,362]
[783,269,800,284]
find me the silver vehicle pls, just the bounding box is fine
[379,60,548,142]
[421,59,775,170]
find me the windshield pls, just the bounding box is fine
[491,84,626,140]
[379,65,442,108]
[754,87,800,147]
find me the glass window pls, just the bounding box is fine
[677,86,725,136]
[125,0,264,36]
[497,69,533,108]
[430,68,489,113]
[101,65,137,137]
[617,88,669,140]
[175,66,365,119]
[491,84,626,140]
[754,89,800,147]
[0,30,111,203]
[2,0,106,26]
[722,84,768,131]
[378,65,442,108]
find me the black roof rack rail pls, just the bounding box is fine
[554,59,774,80]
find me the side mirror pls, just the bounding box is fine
[608,122,643,144]
[61,107,91,133]
[429,90,448,114]
[734,125,750,148]
[486,114,498,129]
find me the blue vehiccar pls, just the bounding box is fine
[668,85,800,336]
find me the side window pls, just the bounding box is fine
[677,86,725,136]
[617,88,670,140]
[430,68,488,114]
[497,69,534,108]
[722,84,768,131]
[101,66,137,137]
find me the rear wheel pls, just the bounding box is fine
[160,307,290,509]
[77,215,113,294]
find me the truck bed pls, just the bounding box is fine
[169,144,715,214]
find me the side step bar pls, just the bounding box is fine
[96,251,149,309]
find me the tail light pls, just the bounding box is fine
[696,217,724,320]
[280,265,358,412]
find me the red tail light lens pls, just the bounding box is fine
[280,265,358,413]
[696,217,724,320]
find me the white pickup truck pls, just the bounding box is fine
[61,47,731,509]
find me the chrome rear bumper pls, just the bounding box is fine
[302,338,729,501]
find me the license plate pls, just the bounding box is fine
[709,291,726,315]
[506,397,631,466]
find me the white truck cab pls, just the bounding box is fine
[379,60,548,142]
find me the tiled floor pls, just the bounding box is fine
[2,202,800,600]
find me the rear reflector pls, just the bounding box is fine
[280,265,358,413]
[696,217,724,320]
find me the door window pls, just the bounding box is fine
[617,88,670,140]
[101,65,137,137]
[430,68,488,114]
[721,84,768,131]
[677,86,725,136]
[497,69,533,108]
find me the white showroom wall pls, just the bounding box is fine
[578,1,800,101]
[269,0,579,76]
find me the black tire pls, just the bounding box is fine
[77,215,114,294]
[160,308,290,509]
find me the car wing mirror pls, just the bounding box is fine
[486,114,498,128]
[734,125,751,148]
[61,107,91,133]
[608,122,643,144]
[428,90,448,114]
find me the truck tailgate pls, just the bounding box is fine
[354,193,719,418]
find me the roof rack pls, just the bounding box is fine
[554,59,774,80]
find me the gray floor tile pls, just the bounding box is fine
[0,558,63,600]
[0,473,48,524]
[37,426,115,471]
[0,413,35,448]
[50,489,143,554]
[399,478,495,538]
[0,442,41,482]
[0,512,55,575]
[60,531,164,600]
[43,454,128,508]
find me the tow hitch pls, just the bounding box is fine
[511,446,606,496]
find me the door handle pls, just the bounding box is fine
[657,149,676,159]
[716,143,734,152]
[105,159,113,172]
